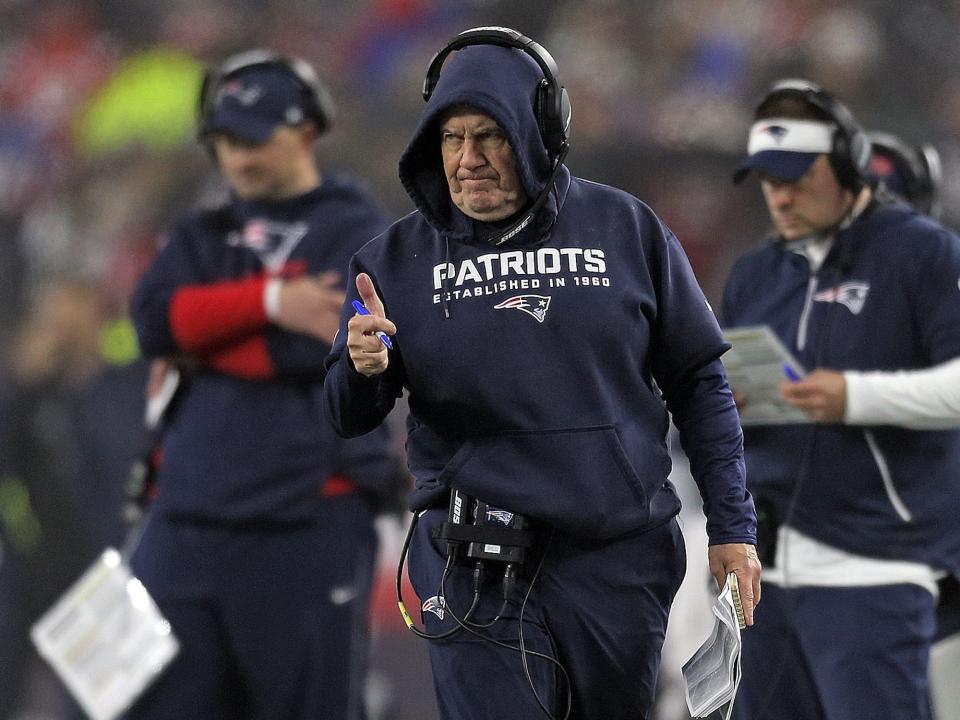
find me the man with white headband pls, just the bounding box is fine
[722,79,960,720]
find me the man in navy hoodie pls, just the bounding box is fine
[127,51,399,719]
[724,79,960,720]
[323,28,760,720]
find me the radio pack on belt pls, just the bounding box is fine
[437,489,534,565]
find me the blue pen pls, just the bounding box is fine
[351,300,393,349]
[782,363,801,382]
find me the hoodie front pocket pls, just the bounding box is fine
[438,425,653,538]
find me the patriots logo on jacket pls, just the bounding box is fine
[494,295,551,323]
[422,595,445,620]
[813,281,870,315]
[227,219,308,273]
[760,124,789,143]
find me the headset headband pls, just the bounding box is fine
[422,26,571,159]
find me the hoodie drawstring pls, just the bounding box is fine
[441,235,451,319]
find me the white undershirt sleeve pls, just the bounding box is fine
[844,356,960,429]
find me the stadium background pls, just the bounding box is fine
[1,1,959,718]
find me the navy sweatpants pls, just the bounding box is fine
[407,509,686,720]
[124,495,377,720]
[732,582,936,720]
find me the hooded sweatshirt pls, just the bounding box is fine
[324,45,755,543]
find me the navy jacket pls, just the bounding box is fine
[132,178,397,522]
[722,200,960,574]
[324,45,755,543]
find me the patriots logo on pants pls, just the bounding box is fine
[494,295,551,323]
[422,595,445,620]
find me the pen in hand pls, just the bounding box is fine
[782,363,801,383]
[351,300,393,349]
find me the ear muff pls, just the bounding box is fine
[868,130,943,219]
[761,79,870,192]
[422,26,571,160]
[196,49,336,142]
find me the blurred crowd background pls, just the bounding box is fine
[1,1,959,718]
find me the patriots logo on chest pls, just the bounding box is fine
[227,219,308,273]
[493,294,551,323]
[813,281,870,315]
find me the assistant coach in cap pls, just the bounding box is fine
[126,50,401,719]
[722,79,960,720]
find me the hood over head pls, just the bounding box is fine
[399,44,562,241]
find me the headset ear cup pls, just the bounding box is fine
[558,87,571,143]
[536,79,569,157]
[535,79,553,155]
[831,130,852,189]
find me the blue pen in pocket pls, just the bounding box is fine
[351,300,393,349]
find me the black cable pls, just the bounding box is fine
[517,530,571,720]
[439,530,571,720]
[396,510,479,640]
[396,509,572,719]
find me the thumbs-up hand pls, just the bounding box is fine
[348,273,396,377]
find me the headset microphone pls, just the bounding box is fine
[490,142,569,246]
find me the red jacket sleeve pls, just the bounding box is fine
[169,276,269,353]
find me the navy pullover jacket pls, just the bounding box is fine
[132,178,396,522]
[722,201,960,575]
[324,45,756,543]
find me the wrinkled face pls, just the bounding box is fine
[440,108,528,221]
[213,124,315,200]
[760,154,854,240]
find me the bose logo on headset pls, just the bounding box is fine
[421,26,572,161]
[760,79,871,192]
[196,49,336,141]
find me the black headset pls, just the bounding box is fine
[196,49,336,141]
[868,130,943,219]
[422,26,572,160]
[759,79,871,192]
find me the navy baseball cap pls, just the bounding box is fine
[733,118,836,183]
[206,65,310,143]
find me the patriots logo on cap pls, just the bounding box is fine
[422,595,445,620]
[760,124,789,144]
[813,281,870,315]
[218,79,264,107]
[493,295,551,323]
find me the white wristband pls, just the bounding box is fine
[263,278,283,321]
